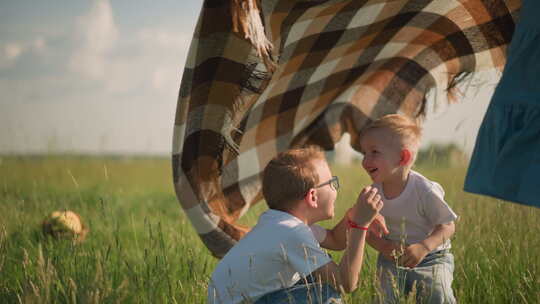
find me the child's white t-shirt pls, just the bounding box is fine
[373,170,458,252]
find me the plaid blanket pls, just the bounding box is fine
[173,0,520,257]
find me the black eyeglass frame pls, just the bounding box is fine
[314,176,339,191]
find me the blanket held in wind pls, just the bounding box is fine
[173,0,520,257]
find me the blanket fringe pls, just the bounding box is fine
[231,0,276,72]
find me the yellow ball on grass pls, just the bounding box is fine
[42,210,88,242]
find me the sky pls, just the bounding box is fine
[0,0,497,156]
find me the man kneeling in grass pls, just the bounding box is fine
[208,146,385,304]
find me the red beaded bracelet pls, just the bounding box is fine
[347,219,369,231]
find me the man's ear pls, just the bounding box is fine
[400,149,412,166]
[304,188,318,208]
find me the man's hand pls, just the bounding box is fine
[352,186,383,227]
[399,243,430,268]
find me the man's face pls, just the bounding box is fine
[312,158,338,221]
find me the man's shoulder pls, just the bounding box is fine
[259,209,305,230]
[250,210,313,242]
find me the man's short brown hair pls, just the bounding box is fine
[262,146,325,211]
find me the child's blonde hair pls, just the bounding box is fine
[361,114,422,164]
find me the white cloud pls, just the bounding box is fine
[1,1,197,154]
[69,0,118,79]
[137,29,190,93]
[137,28,188,49]
[4,43,22,60]
[65,0,190,96]
[152,66,172,91]
[33,38,46,51]
[0,36,48,69]
[0,42,23,68]
[100,27,189,95]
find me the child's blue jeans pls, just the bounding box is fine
[377,250,456,304]
[254,279,342,304]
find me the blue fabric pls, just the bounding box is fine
[465,0,540,208]
[377,251,456,304]
[254,280,342,304]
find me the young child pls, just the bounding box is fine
[359,114,458,304]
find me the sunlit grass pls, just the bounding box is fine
[1,156,539,303]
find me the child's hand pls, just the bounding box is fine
[369,214,389,237]
[366,232,402,261]
[399,243,430,268]
[346,208,388,237]
[382,240,402,262]
[348,208,388,237]
[353,186,383,227]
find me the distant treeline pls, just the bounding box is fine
[416,143,468,167]
[328,143,468,167]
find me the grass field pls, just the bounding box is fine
[1,156,539,303]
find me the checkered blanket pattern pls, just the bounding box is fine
[173,0,520,257]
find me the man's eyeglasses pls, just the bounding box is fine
[315,176,339,191]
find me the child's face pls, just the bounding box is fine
[359,128,403,184]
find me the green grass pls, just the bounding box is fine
[1,156,539,303]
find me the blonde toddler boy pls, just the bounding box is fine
[359,114,458,304]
